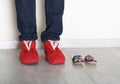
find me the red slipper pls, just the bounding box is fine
[44,40,65,64]
[20,41,39,65]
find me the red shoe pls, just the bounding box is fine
[20,41,39,65]
[44,40,65,64]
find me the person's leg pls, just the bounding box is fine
[15,0,37,41]
[41,0,64,42]
[42,0,65,64]
[15,0,39,64]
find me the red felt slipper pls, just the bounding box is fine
[20,41,39,65]
[44,40,65,64]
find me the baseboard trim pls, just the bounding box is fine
[0,39,120,49]
[60,39,120,48]
[0,41,19,49]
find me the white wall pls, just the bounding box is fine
[63,0,120,39]
[0,0,120,41]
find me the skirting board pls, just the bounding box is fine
[0,39,120,49]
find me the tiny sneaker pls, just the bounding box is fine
[44,40,65,64]
[72,55,84,64]
[20,41,39,65]
[84,55,97,64]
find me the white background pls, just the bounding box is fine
[0,0,120,41]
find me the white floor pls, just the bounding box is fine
[0,48,120,84]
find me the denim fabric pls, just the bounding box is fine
[15,0,64,42]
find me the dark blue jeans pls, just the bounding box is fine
[15,0,64,42]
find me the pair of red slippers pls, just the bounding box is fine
[72,55,97,64]
[20,40,65,65]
